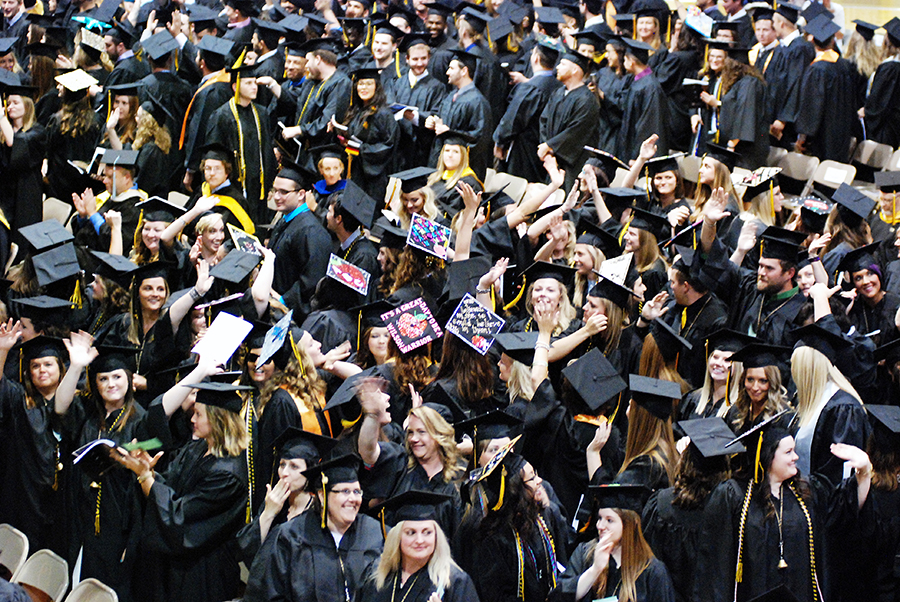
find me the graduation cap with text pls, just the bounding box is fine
[562,348,628,412]
[629,374,681,420]
[273,426,339,462]
[832,183,875,228]
[381,297,443,354]
[739,167,782,203]
[492,331,540,365]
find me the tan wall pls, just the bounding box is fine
[842,0,899,27]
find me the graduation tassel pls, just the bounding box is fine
[320,476,328,529]
[94,484,102,535]
[514,529,525,600]
[609,392,622,424]
[70,280,83,310]
[632,15,637,39]
[769,181,776,223]
[379,508,387,539]
[617,216,633,246]
[356,310,362,351]
[491,466,507,511]
[753,433,763,484]
[395,49,402,79]
[289,330,306,378]
[503,276,526,311]
[134,209,144,251]
[245,399,255,524]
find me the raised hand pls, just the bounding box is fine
[64,330,98,368]
[0,319,23,351]
[534,301,559,336]
[641,290,670,322]
[702,187,731,223]
[639,134,659,161]
[736,220,758,253]
[478,257,509,290]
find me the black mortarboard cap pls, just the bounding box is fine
[588,277,638,310]
[273,426,339,461]
[32,242,80,287]
[374,20,405,40]
[106,82,143,103]
[14,296,72,324]
[584,146,628,181]
[350,65,382,80]
[376,223,409,249]
[790,323,852,364]
[577,217,622,259]
[740,167,782,202]
[140,91,175,126]
[801,1,830,23]
[832,183,875,227]
[399,32,431,52]
[209,249,262,285]
[421,381,469,424]
[339,180,378,229]
[197,35,235,58]
[135,197,186,223]
[223,0,260,16]
[435,129,477,148]
[90,251,138,287]
[599,187,646,207]
[799,195,831,233]
[321,369,375,419]
[142,30,179,61]
[534,5,564,24]
[644,153,682,178]
[805,13,840,44]
[425,1,454,17]
[302,453,361,486]
[390,166,435,193]
[253,16,286,34]
[188,381,254,412]
[0,37,16,55]
[448,48,478,74]
[866,405,900,447]
[705,328,754,355]
[562,348,628,412]
[875,171,900,194]
[874,337,900,366]
[92,0,122,24]
[25,41,59,60]
[493,331,539,365]
[560,49,591,74]
[101,148,139,168]
[488,17,514,42]
[629,374,680,420]
[521,260,576,288]
[729,342,789,368]
[91,344,139,373]
[19,220,74,252]
[680,416,745,459]
[759,232,801,262]
[352,299,393,329]
[628,207,671,242]
[130,261,171,285]
[454,409,523,444]
[884,18,900,47]
[589,483,652,513]
[704,142,740,171]
[851,19,878,41]
[836,241,881,274]
[277,156,309,187]
[622,37,654,64]
[370,489,453,523]
[573,29,608,49]
[712,21,740,33]
[447,255,492,301]
[17,335,66,362]
[651,318,693,363]
[775,2,801,24]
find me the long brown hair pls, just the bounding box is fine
[377,247,401,296]
[619,399,678,486]
[58,95,97,138]
[638,333,689,394]
[23,356,66,410]
[387,339,434,394]
[391,247,434,293]
[691,159,734,221]
[596,298,628,355]
[719,57,765,96]
[587,509,656,602]
[731,364,789,428]
[29,55,57,99]
[433,335,494,407]
[258,349,327,416]
[671,446,730,509]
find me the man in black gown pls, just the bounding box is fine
[615,38,669,163]
[766,2,815,146]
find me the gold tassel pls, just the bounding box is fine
[617,217,633,246]
[609,392,622,424]
[769,181,775,222]
[320,475,328,528]
[356,310,362,351]
[70,280,83,309]
[94,484,102,535]
[289,330,306,378]
[632,15,636,39]
[133,209,144,251]
[754,433,763,483]
[379,508,387,539]
[491,466,507,511]
[395,48,401,79]
[503,276,526,311]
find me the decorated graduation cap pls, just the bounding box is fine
[135,197,186,223]
[55,69,98,98]
[790,323,852,364]
[805,14,840,45]
[448,48,479,75]
[338,180,378,229]
[621,37,654,64]
[775,2,801,24]
[493,331,539,365]
[651,318,693,363]
[679,416,744,469]
[90,251,139,287]
[851,19,879,41]
[577,217,622,259]
[562,348,628,413]
[629,374,680,420]
[798,194,831,233]
[729,341,789,368]
[381,297,443,354]
[19,220,74,253]
[703,142,740,171]
[390,166,435,194]
[79,27,105,61]
[628,207,671,242]
[832,183,876,228]
[875,171,900,194]
[188,381,254,412]
[836,241,881,276]
[588,277,639,310]
[209,249,262,285]
[370,490,454,527]
[273,426,339,462]
[588,483,652,513]
[740,166,782,204]
[91,344,139,373]
[454,409,524,446]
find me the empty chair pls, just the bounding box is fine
[483,168,496,191]
[610,167,631,187]
[42,198,73,228]
[885,149,900,172]
[776,152,819,197]
[677,154,701,185]
[14,550,69,602]
[63,579,118,602]
[804,160,856,196]
[0,524,29,582]
[851,140,894,182]
[767,146,788,167]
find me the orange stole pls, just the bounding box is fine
[279,386,333,436]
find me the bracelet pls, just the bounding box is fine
[809,256,821,263]
[535,342,551,351]
[532,361,548,368]
[476,287,492,295]
[189,288,202,301]
[137,471,154,484]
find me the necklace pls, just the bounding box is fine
[755,293,794,334]
[391,572,421,602]
[773,483,788,569]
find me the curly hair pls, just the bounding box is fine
[377,247,401,296]
[58,95,97,138]
[344,76,387,124]
[671,446,731,509]
[718,58,765,97]
[387,338,434,395]
[133,110,171,154]
[391,247,435,293]
[92,275,131,330]
[258,351,327,417]
[203,402,250,457]
[405,405,463,482]
[731,364,790,428]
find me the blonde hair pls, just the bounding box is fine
[573,244,605,308]
[596,298,628,356]
[202,402,249,457]
[694,359,742,417]
[524,279,577,334]
[845,30,881,78]
[587,509,656,602]
[630,228,665,273]
[12,94,36,132]
[691,159,735,221]
[133,110,172,154]
[406,406,463,482]
[373,520,458,590]
[391,186,440,229]
[743,188,779,227]
[427,144,483,191]
[506,359,535,402]
[791,346,862,428]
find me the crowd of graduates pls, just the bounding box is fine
[0,0,900,599]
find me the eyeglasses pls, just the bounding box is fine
[331,488,363,498]
[272,187,300,197]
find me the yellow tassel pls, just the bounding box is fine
[769,181,775,222]
[356,310,362,351]
[320,475,328,529]
[134,209,144,251]
[736,561,743,582]
[609,392,622,424]
[232,48,247,104]
[70,280,83,309]
[632,15,636,39]
[395,49,401,79]
[503,275,526,311]
[617,217,633,246]
[379,509,386,539]
[491,465,507,511]
[754,432,763,483]
[289,330,306,378]
[94,484,102,535]
[106,91,111,124]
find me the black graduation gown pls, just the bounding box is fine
[552,543,676,602]
[766,37,815,138]
[864,60,900,149]
[615,70,669,163]
[803,389,871,487]
[105,56,152,90]
[677,389,727,424]
[848,485,900,602]
[61,400,150,602]
[720,75,770,170]
[432,174,482,219]
[0,123,46,231]
[71,189,145,255]
[138,70,192,137]
[181,74,233,173]
[134,141,171,198]
[295,72,353,171]
[642,487,709,602]
[345,106,400,202]
[657,293,728,389]
[539,84,601,190]
[357,565,481,602]
[385,71,447,170]
[653,49,702,152]
[0,379,65,554]
[45,113,103,201]
[795,55,856,162]
[138,439,248,602]
[268,208,332,322]
[207,99,277,224]
[430,84,493,181]
[695,476,864,602]
[846,291,900,346]
[243,510,384,602]
[594,67,632,153]
[469,40,509,128]
[493,72,563,183]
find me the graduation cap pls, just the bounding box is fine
[614,13,636,34]
[712,21,740,34]
[448,48,479,74]
[273,426,339,461]
[628,207,670,242]
[685,10,714,37]
[790,323,852,364]
[573,29,609,50]
[142,30,179,61]
[130,261,172,285]
[758,231,802,262]
[775,2,801,24]
[0,37,16,56]
[19,220,74,253]
[729,342,788,368]
[338,181,378,229]
[559,49,592,74]
[187,381,254,412]
[420,381,469,425]
[91,0,123,24]
[703,142,740,171]
[91,344,139,373]
[24,42,60,61]
[670,244,696,274]
[866,405,900,450]
[622,38,654,65]
[534,5,565,24]
[468,436,526,511]
[351,299,394,331]
[17,335,67,362]
[399,32,431,52]
[101,149,139,170]
[724,408,792,481]
[277,157,309,188]
[209,250,262,285]
[390,166,435,194]
[644,153,683,179]
[585,147,629,181]
[140,91,175,126]
[705,328,754,356]
[577,217,622,259]
[487,17,514,43]
[746,584,802,602]
[629,374,680,420]
[14,296,73,325]
[678,416,744,467]
[874,171,900,194]
[651,318,693,363]
[90,251,139,287]
[435,129,477,149]
[805,14,840,45]
[79,28,105,60]
[884,18,900,48]
[836,241,881,275]
[599,187,646,208]
[253,16,286,35]
[832,183,875,228]
[425,1,455,17]
[739,167,782,203]
[459,5,490,32]
[801,2,831,24]
[382,298,443,354]
[302,452,361,486]
[374,20,405,41]
[223,0,261,17]
[562,348,628,412]
[521,260,576,289]
[797,195,831,233]
[588,483,652,513]
[135,197,186,223]
[369,490,454,525]
[55,69,98,93]
[587,277,638,310]
[376,223,409,249]
[493,331,539,365]
[454,409,523,445]
[32,242,81,287]
[446,255,492,301]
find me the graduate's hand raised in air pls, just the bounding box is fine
[735,220,758,253]
[639,134,659,161]
[544,155,565,189]
[356,377,391,424]
[478,257,508,291]
[320,341,352,370]
[194,259,216,297]
[456,180,480,214]
[702,187,730,224]
[640,291,670,322]
[807,232,831,258]
[0,319,23,351]
[106,107,120,131]
[64,331,98,368]
[581,163,599,194]
[807,282,839,302]
[588,419,612,454]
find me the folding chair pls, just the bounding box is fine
[63,579,118,602]
[776,152,819,197]
[485,172,528,203]
[0,524,29,582]
[884,149,900,172]
[803,160,856,196]
[767,146,788,167]
[14,549,69,602]
[42,198,73,228]
[851,140,894,183]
